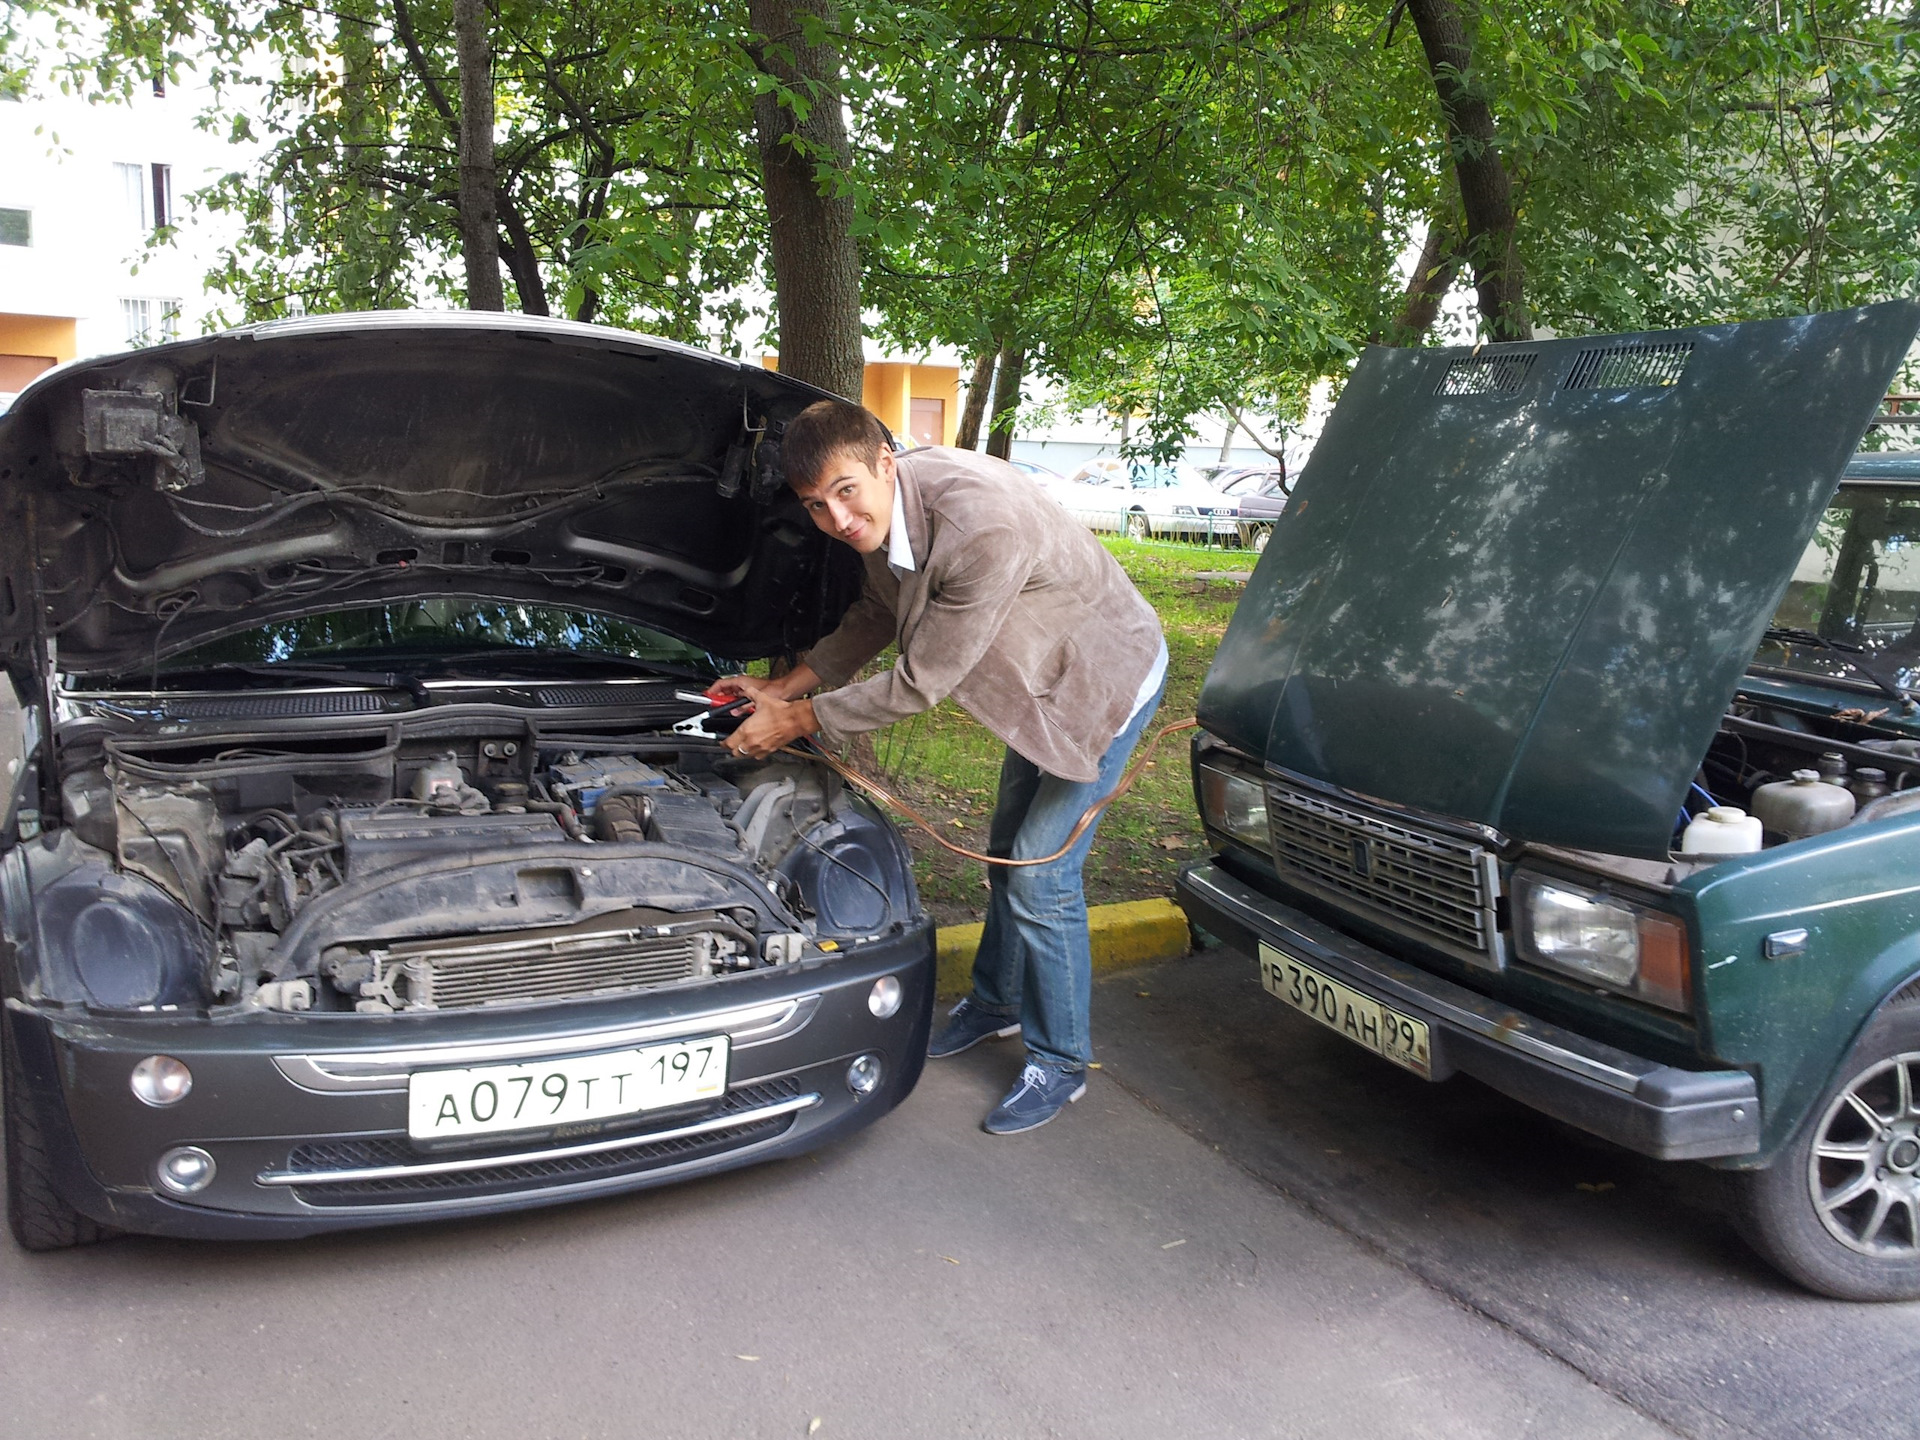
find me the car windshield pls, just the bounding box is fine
[147,600,717,675]
[1757,483,1920,689]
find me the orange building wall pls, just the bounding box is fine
[0,315,79,390]
[762,355,960,447]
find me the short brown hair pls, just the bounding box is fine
[781,398,890,490]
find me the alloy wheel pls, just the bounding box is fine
[1808,1049,1920,1257]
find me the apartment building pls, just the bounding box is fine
[0,67,241,401]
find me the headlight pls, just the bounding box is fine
[1198,762,1270,853]
[1512,871,1691,1012]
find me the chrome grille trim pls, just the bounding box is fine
[255,1092,820,1186]
[1265,778,1505,969]
[272,993,822,1093]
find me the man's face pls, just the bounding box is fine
[791,445,897,554]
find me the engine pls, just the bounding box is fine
[34,731,911,1016]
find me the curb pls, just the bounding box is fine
[934,897,1192,996]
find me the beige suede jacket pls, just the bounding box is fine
[804,447,1164,784]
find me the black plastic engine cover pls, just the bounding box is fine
[338,810,567,877]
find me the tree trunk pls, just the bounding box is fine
[1218,406,1240,464]
[1405,0,1529,340]
[1381,212,1461,344]
[984,346,1025,461]
[955,350,996,449]
[746,0,864,400]
[497,193,549,316]
[453,0,503,311]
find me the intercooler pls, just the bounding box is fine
[351,915,741,1010]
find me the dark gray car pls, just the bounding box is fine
[0,312,934,1248]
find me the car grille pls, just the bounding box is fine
[1265,778,1503,964]
[285,1078,805,1206]
[373,924,714,1010]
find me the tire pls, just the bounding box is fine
[1125,511,1150,541]
[1248,524,1272,555]
[1732,998,1920,1300]
[4,1020,110,1252]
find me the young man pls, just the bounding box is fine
[717,399,1166,1134]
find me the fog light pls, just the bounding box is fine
[868,975,903,1019]
[846,1054,883,1096]
[130,1055,192,1107]
[155,1146,216,1196]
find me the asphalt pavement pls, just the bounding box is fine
[0,978,1668,1440]
[1097,945,1920,1440]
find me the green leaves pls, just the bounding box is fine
[13,0,1914,443]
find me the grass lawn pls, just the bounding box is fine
[827,536,1251,929]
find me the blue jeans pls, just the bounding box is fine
[968,678,1166,1072]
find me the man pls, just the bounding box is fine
[717,398,1166,1134]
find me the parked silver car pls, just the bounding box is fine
[1059,461,1240,540]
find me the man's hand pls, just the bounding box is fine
[708,662,822,707]
[723,694,819,761]
[707,673,778,703]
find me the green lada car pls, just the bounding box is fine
[1176,301,1920,1300]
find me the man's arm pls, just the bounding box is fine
[798,585,896,689]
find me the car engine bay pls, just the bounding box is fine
[19,718,915,1017]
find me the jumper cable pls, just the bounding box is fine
[775,717,1201,868]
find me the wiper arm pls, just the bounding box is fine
[1761,628,1917,712]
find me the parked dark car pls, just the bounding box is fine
[1219,469,1288,553]
[1177,302,1920,1300]
[0,312,934,1248]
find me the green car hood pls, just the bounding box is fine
[1198,302,1920,859]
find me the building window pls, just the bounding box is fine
[114,163,172,232]
[0,208,29,247]
[121,298,179,347]
[115,162,150,232]
[151,164,172,229]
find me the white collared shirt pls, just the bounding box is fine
[887,476,916,575]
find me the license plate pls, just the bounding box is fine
[1258,944,1431,1079]
[407,1036,729,1140]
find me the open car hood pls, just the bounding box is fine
[1199,301,1920,859]
[0,312,862,676]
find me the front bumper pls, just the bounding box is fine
[1177,863,1759,1162]
[7,922,934,1240]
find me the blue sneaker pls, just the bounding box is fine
[927,997,1021,1059]
[983,1062,1087,1135]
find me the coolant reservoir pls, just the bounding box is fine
[1680,806,1763,856]
[1752,769,1856,840]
